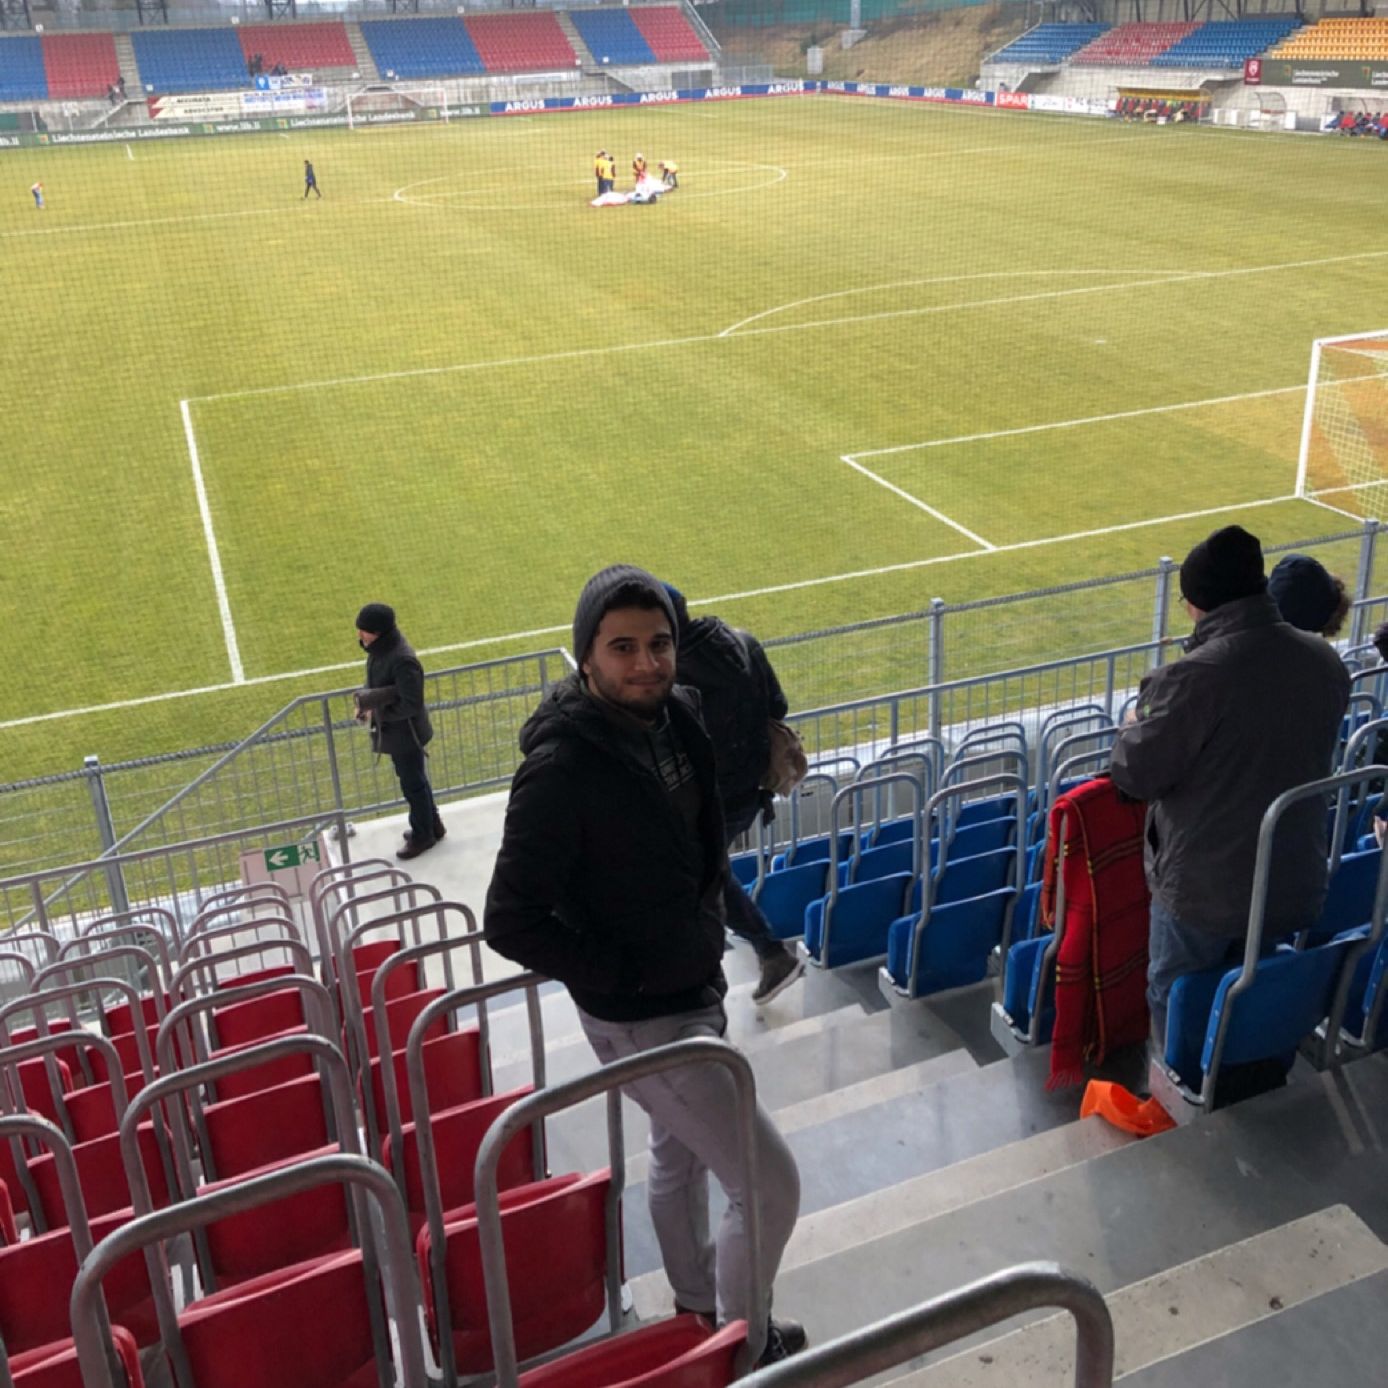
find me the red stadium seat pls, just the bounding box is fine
[10,1326,145,1388]
[519,1316,748,1388]
[41,33,119,99]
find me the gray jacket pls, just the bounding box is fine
[1109,593,1349,938]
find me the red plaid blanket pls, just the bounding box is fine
[1040,777,1151,1089]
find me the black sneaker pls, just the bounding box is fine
[752,947,805,1006]
[757,1317,807,1367]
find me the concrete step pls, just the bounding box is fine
[554,10,594,67]
[892,1206,1388,1386]
[343,22,381,82]
[629,1111,1132,1319]
[113,35,141,95]
[1118,1265,1388,1387]
[760,1056,1388,1354]
[542,1004,968,1174]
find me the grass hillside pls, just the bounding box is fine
[714,7,1030,85]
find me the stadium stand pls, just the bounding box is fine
[988,23,1110,65]
[130,28,249,94]
[235,22,357,75]
[0,35,47,101]
[41,34,119,100]
[358,18,483,80]
[569,8,659,66]
[463,13,578,74]
[1270,16,1388,59]
[1151,18,1302,68]
[629,6,713,63]
[1071,22,1199,67]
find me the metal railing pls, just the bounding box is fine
[740,1261,1113,1387]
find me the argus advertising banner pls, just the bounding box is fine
[489,81,812,115]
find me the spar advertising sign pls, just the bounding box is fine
[1248,58,1388,89]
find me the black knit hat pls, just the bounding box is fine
[1267,554,1339,633]
[573,565,676,663]
[1179,526,1266,613]
[355,602,396,635]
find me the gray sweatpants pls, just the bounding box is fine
[577,1002,800,1330]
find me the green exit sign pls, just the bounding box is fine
[262,841,321,872]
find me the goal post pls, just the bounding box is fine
[1296,329,1388,519]
[344,84,451,131]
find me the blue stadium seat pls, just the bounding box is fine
[753,860,829,940]
[359,18,484,79]
[1151,18,1301,69]
[569,9,658,66]
[131,29,249,93]
[0,36,48,100]
[1308,848,1381,945]
[771,832,854,872]
[728,851,759,888]
[804,873,914,968]
[1162,940,1353,1096]
[990,23,1110,65]
[999,933,1055,1043]
[1339,930,1387,1052]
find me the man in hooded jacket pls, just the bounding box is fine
[354,602,443,861]
[484,564,804,1366]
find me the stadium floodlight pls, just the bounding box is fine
[1296,329,1388,520]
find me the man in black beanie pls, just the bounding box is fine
[485,564,805,1367]
[353,602,443,861]
[1109,525,1350,1066]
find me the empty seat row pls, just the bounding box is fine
[1071,22,1200,67]
[236,22,357,73]
[990,23,1110,65]
[130,28,249,94]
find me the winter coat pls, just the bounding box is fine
[484,674,729,1022]
[356,628,433,758]
[1109,593,1350,938]
[676,617,789,833]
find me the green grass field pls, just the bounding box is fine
[3,95,1387,785]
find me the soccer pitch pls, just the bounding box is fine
[3,95,1386,781]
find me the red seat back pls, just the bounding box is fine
[29,1122,171,1225]
[421,1170,611,1374]
[179,1251,377,1388]
[106,994,167,1037]
[368,1025,484,1128]
[362,989,445,1060]
[209,1027,315,1100]
[15,1057,74,1125]
[390,1086,536,1225]
[203,1072,331,1179]
[212,988,306,1049]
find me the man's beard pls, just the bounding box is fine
[587,666,673,719]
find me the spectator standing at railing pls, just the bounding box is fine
[1109,525,1349,1049]
[485,564,806,1366]
[661,582,805,1006]
[353,602,444,861]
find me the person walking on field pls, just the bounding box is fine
[30,181,43,210]
[353,603,444,861]
[662,583,804,1005]
[303,160,321,199]
[485,565,806,1366]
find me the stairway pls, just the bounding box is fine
[555,9,595,68]
[358,794,1388,1385]
[343,22,381,82]
[113,34,141,98]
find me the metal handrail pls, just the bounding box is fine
[473,1037,765,1383]
[739,1261,1113,1387]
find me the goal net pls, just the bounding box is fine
[1296,330,1388,519]
[345,85,451,130]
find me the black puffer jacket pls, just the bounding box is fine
[484,675,728,1022]
[356,627,433,758]
[676,617,788,831]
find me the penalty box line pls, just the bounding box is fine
[180,399,245,685]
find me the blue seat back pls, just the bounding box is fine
[753,860,828,940]
[956,794,1018,827]
[1201,942,1349,1073]
[728,852,759,888]
[936,847,1017,906]
[1000,934,1054,1040]
[806,873,913,968]
[887,887,1016,995]
[1309,847,1381,944]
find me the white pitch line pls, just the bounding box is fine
[1302,495,1367,523]
[4,491,1316,733]
[188,246,1388,405]
[0,198,394,241]
[840,455,995,550]
[720,268,1192,337]
[180,400,244,685]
